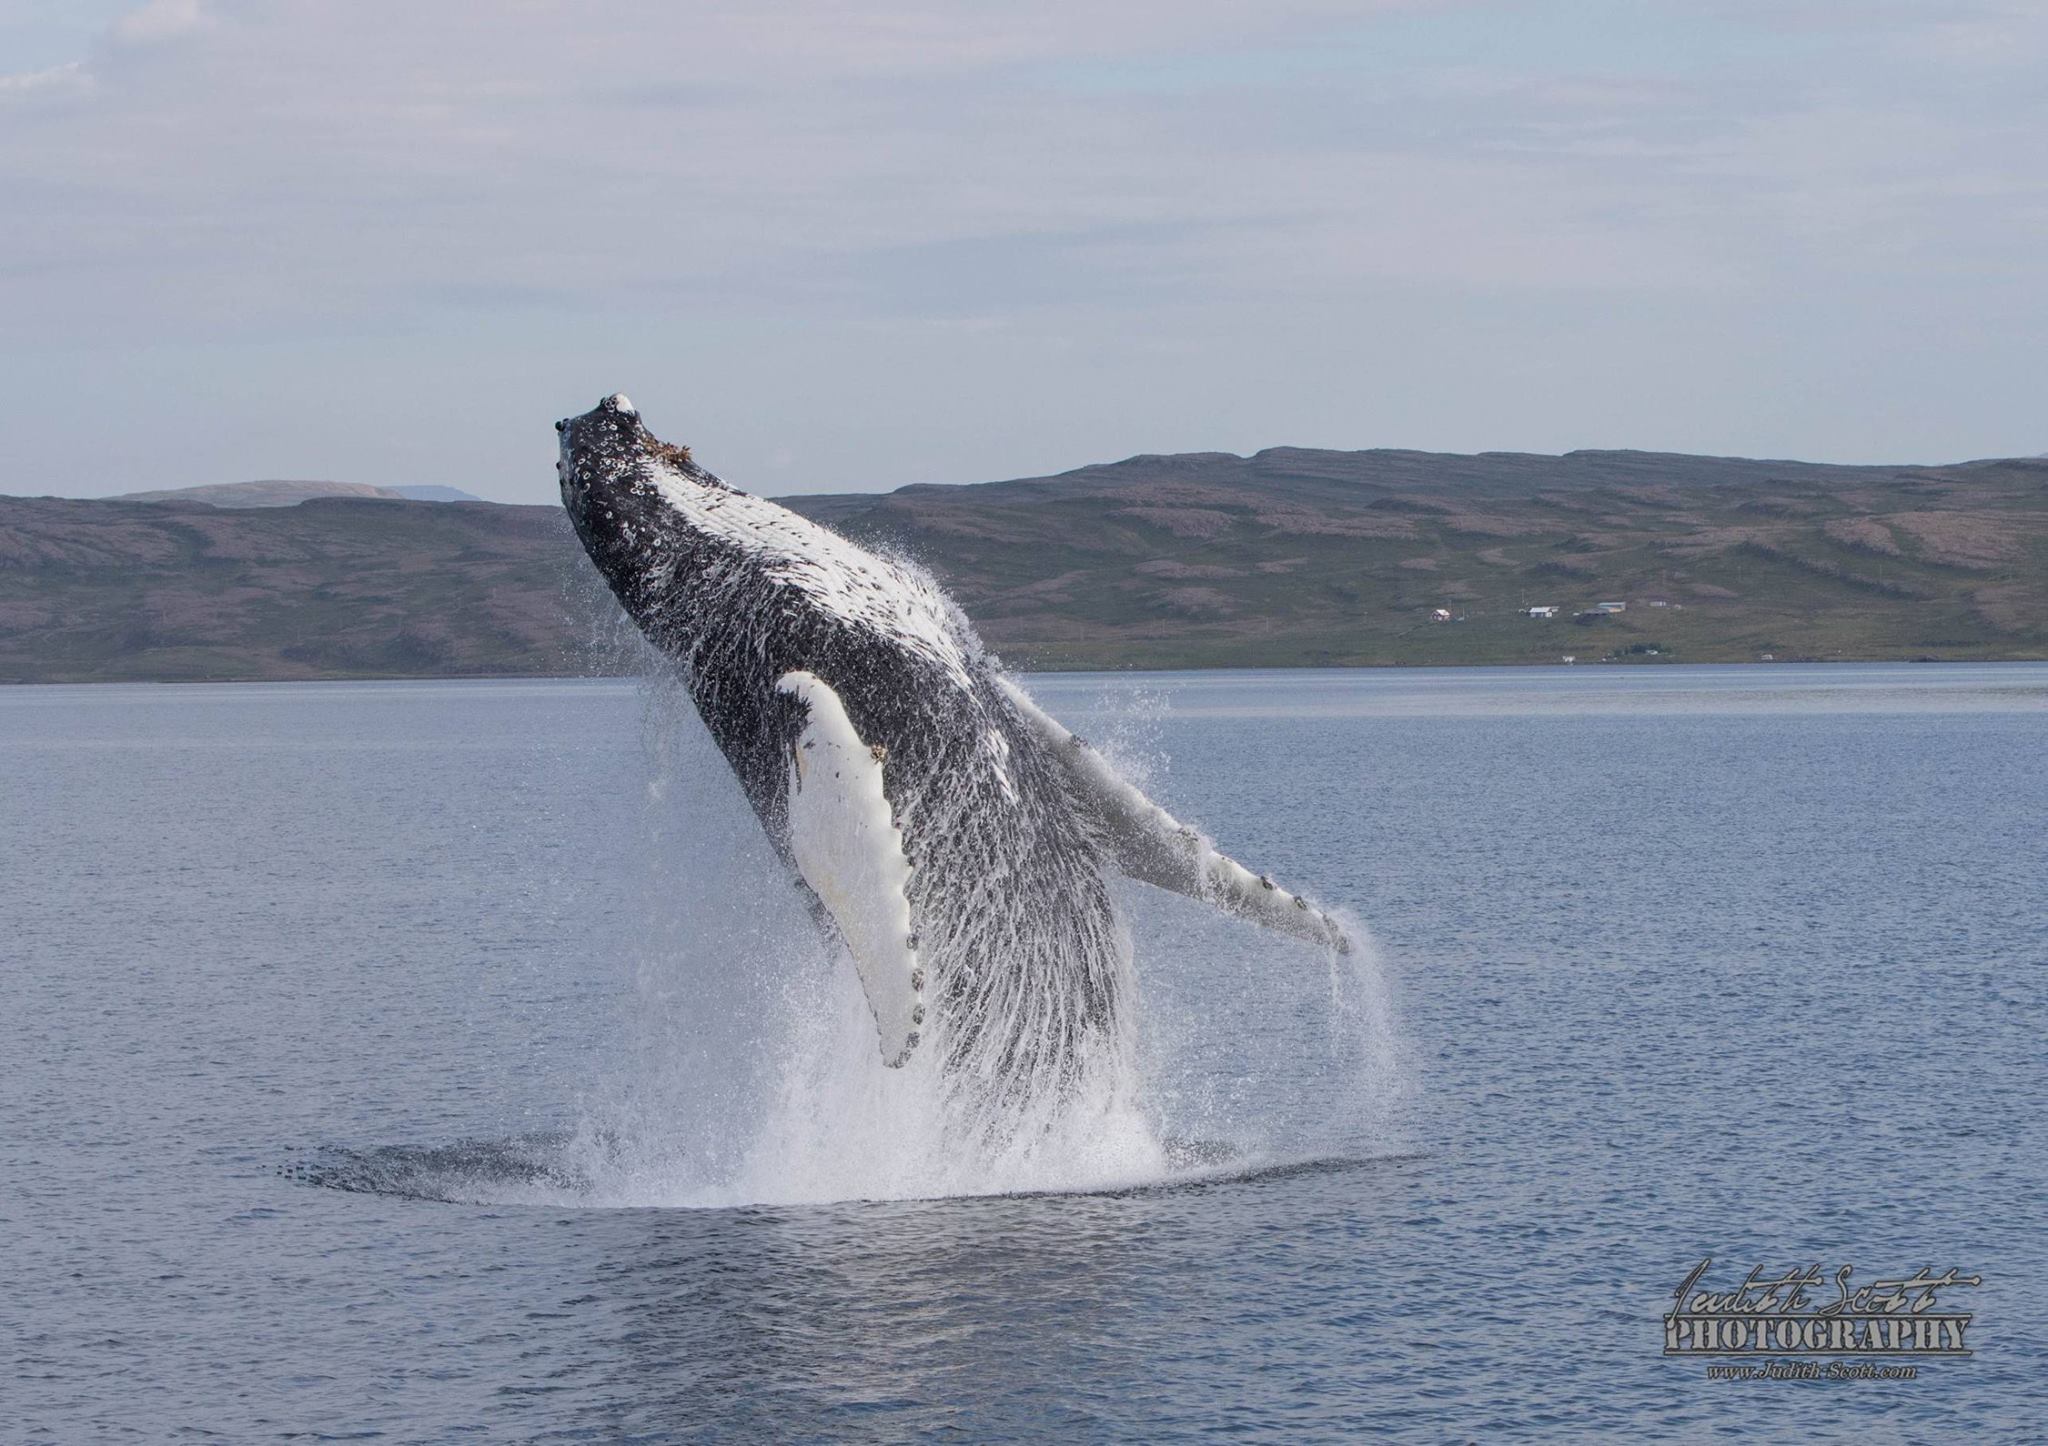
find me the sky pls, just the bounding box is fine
[1,1,2043,503]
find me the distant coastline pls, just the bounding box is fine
[23,659,2044,693]
[4,445,2043,683]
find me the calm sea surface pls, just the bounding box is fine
[3,664,2043,1441]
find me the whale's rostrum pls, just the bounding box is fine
[557,394,1349,1142]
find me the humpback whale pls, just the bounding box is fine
[557,394,1347,1136]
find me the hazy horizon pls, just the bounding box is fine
[4,1,2043,503]
[6,436,2046,510]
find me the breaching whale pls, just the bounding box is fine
[557,394,1347,1132]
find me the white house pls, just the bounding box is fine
[1526,605,1559,619]
[1594,601,1626,614]
[1430,608,1453,622]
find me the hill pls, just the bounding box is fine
[389,485,486,503]
[0,496,590,682]
[2,446,2043,681]
[114,480,411,508]
[112,480,484,507]
[784,447,2048,668]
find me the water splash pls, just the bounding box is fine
[584,674,1409,1204]
[289,675,1412,1208]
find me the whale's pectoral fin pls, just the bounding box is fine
[999,679,1352,955]
[775,671,925,1066]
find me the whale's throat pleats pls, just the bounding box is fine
[776,671,925,1066]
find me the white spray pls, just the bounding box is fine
[559,673,1408,1207]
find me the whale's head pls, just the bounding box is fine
[556,391,644,470]
[555,393,716,605]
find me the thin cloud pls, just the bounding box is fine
[0,0,2042,496]
[108,0,215,46]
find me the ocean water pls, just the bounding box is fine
[2,663,2043,1441]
